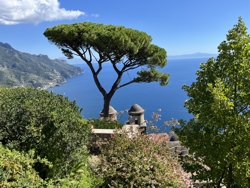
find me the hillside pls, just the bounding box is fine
[0,42,84,88]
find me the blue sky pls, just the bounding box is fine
[0,0,250,60]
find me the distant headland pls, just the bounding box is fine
[168,52,218,59]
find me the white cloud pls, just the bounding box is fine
[0,0,85,25]
[91,14,99,18]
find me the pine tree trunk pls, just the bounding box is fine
[103,96,111,118]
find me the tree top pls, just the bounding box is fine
[44,22,167,69]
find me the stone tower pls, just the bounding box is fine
[126,103,147,134]
[100,106,117,120]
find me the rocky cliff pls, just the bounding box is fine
[0,42,84,88]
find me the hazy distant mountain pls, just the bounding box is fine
[0,42,84,88]
[58,52,218,64]
[168,52,218,59]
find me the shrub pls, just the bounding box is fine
[94,132,192,187]
[0,87,91,179]
[0,143,49,187]
[48,146,103,188]
[87,118,123,155]
[88,118,123,129]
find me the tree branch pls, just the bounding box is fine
[117,79,136,89]
[112,62,121,74]
[80,46,88,55]
[96,61,103,75]
[91,50,99,62]
[74,48,107,98]
[88,47,92,63]
[123,65,142,72]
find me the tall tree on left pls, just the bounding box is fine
[44,22,169,117]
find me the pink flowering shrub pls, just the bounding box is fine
[94,132,193,187]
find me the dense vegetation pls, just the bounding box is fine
[0,42,84,88]
[0,144,48,187]
[0,87,91,179]
[95,133,191,187]
[88,118,123,129]
[44,22,169,117]
[174,17,250,187]
[0,143,103,187]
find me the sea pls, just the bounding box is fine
[47,57,213,132]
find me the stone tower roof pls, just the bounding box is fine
[100,106,117,115]
[170,134,179,141]
[128,104,145,114]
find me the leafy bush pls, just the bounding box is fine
[0,143,49,187]
[174,18,250,187]
[0,87,91,179]
[94,133,192,187]
[48,146,103,188]
[0,143,102,188]
[88,118,123,129]
[48,168,103,188]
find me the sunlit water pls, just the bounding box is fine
[47,57,211,132]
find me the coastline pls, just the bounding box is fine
[42,81,66,90]
[42,71,84,90]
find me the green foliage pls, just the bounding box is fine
[94,133,189,187]
[48,171,103,188]
[0,143,101,188]
[44,22,169,117]
[88,118,123,129]
[0,42,84,88]
[174,17,250,187]
[0,143,49,187]
[0,87,91,179]
[48,146,103,188]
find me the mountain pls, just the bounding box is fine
[0,42,84,88]
[168,52,218,59]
